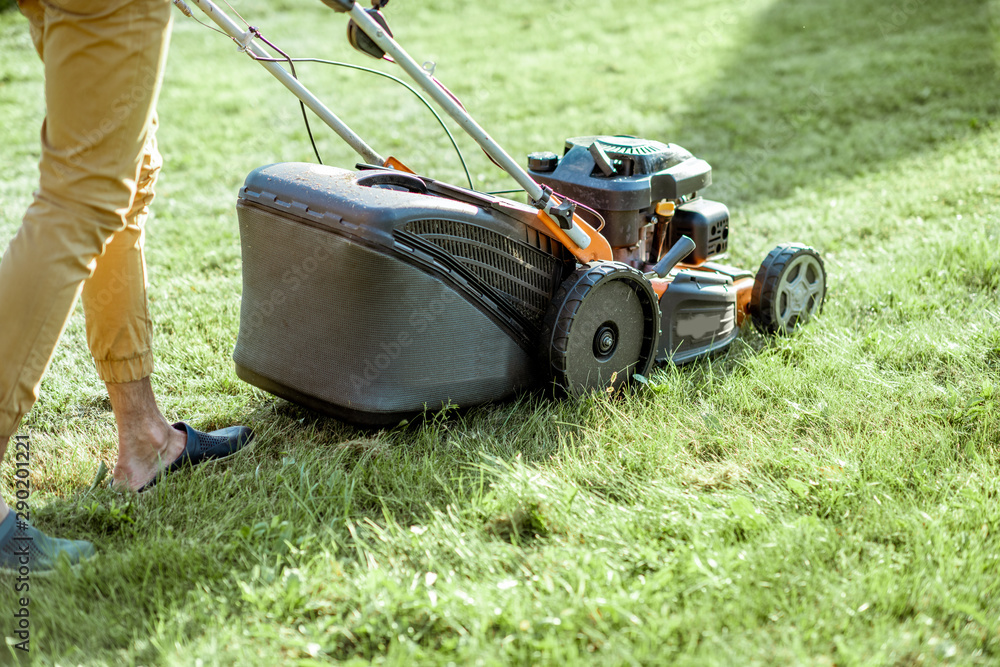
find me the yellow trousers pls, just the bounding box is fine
[0,0,172,438]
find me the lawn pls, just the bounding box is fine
[1,0,999,664]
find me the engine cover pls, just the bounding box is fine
[527,135,713,248]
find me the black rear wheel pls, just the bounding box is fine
[540,262,660,396]
[749,243,826,333]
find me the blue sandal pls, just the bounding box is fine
[138,422,254,493]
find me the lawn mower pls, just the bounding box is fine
[178,0,827,425]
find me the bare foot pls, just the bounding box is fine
[106,378,188,491]
[112,421,187,491]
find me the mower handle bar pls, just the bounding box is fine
[180,0,595,251]
[342,5,594,250]
[180,0,384,165]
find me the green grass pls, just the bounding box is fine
[1,0,999,664]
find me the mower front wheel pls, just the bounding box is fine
[539,262,661,397]
[749,243,826,334]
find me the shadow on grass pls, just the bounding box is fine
[0,0,17,13]
[676,0,1000,205]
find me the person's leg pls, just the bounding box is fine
[81,124,161,391]
[0,0,171,566]
[80,123,188,490]
[106,378,186,490]
[0,0,173,443]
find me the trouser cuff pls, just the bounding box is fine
[94,351,154,384]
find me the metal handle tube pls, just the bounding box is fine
[347,6,539,199]
[186,0,384,165]
[346,6,594,250]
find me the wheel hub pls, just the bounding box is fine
[789,280,810,313]
[593,322,619,360]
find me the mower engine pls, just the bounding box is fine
[529,135,749,365]
[528,136,728,269]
